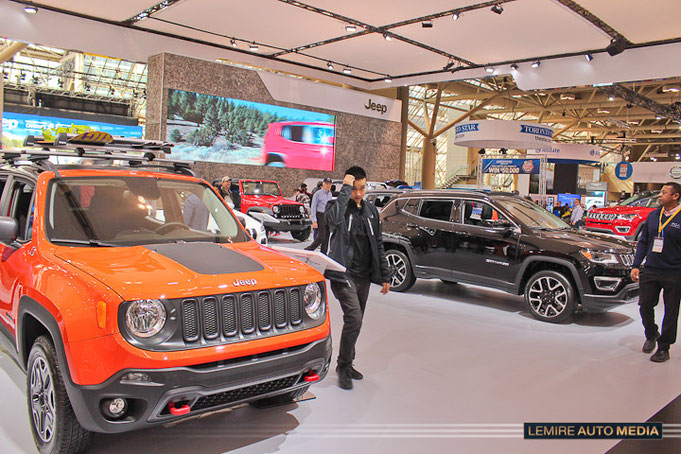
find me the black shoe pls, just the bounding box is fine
[337,367,353,390]
[643,336,659,354]
[650,349,670,363]
[349,366,363,380]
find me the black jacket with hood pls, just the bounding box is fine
[324,183,390,285]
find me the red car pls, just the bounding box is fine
[261,121,335,171]
[238,179,312,241]
[586,192,659,241]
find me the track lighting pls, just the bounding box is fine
[510,63,518,70]
[452,12,460,20]
[443,60,455,71]
[422,21,433,28]
[345,24,357,32]
[531,60,541,68]
[491,4,503,14]
[585,53,593,62]
[384,76,392,83]
[249,43,259,52]
[485,67,495,73]
[384,34,392,41]
[342,67,352,74]
[24,5,38,14]
[230,39,237,48]
[327,62,334,70]
[478,148,486,155]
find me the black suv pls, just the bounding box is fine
[380,190,638,322]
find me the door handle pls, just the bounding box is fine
[406,223,419,229]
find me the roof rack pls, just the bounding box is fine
[1,131,196,176]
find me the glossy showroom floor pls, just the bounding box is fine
[1,234,680,453]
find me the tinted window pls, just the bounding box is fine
[373,194,394,208]
[420,200,453,222]
[463,201,507,226]
[403,198,420,215]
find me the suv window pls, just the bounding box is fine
[372,194,394,209]
[8,180,35,241]
[403,198,420,215]
[419,200,453,222]
[463,200,507,226]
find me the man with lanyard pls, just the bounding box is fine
[631,182,681,362]
[305,177,333,254]
[325,166,390,389]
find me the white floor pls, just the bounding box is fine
[2,234,680,453]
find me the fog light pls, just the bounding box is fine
[594,276,622,291]
[109,398,127,416]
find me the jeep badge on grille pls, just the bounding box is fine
[234,279,258,287]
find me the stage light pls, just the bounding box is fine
[384,76,392,83]
[452,12,460,20]
[327,62,334,70]
[345,24,357,32]
[585,53,593,62]
[24,5,38,14]
[491,4,503,14]
[422,21,433,28]
[342,67,352,74]
[486,67,495,73]
[510,63,518,70]
[249,43,259,52]
[384,34,392,41]
[531,60,541,68]
[230,39,237,48]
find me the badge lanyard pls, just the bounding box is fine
[653,206,681,253]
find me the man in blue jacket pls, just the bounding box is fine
[325,166,391,389]
[631,182,681,362]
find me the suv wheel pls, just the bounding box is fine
[291,227,311,242]
[385,249,416,292]
[250,385,309,408]
[524,270,577,323]
[27,336,92,454]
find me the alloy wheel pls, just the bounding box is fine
[386,252,407,287]
[30,356,56,443]
[528,276,568,318]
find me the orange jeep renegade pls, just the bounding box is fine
[0,133,331,454]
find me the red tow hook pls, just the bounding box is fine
[168,402,191,416]
[303,370,320,382]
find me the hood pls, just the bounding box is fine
[533,229,634,253]
[54,241,321,301]
[590,205,655,215]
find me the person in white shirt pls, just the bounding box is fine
[570,201,585,228]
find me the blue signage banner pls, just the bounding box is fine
[482,158,541,174]
[455,123,479,134]
[615,161,633,180]
[2,111,143,149]
[520,124,553,138]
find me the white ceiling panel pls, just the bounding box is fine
[578,0,681,44]
[151,0,351,50]
[304,0,481,27]
[280,52,378,80]
[394,0,612,65]
[305,33,446,77]
[36,0,159,22]
[139,18,283,55]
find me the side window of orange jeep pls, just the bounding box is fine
[8,180,35,241]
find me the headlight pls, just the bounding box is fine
[580,250,618,265]
[617,214,636,220]
[303,283,324,320]
[299,205,305,213]
[125,300,166,338]
[272,205,280,213]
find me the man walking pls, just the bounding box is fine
[631,182,681,363]
[570,201,584,228]
[305,177,333,253]
[325,166,390,389]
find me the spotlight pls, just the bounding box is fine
[478,148,486,155]
[500,148,508,154]
[491,4,503,14]
[485,67,495,73]
[608,95,615,101]
[656,115,663,120]
[585,53,593,62]
[606,37,626,56]
[510,63,518,70]
[230,39,237,48]
[383,34,392,41]
[326,62,334,70]
[24,5,38,14]
[531,60,541,68]
[384,76,392,83]
[452,12,460,20]
[345,24,357,32]
[443,60,455,71]
[249,43,259,52]
[342,67,352,74]
[422,21,433,28]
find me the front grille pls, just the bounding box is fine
[190,375,299,412]
[274,204,304,219]
[620,253,635,267]
[177,284,312,347]
[588,212,617,221]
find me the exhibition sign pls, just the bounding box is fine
[528,143,601,163]
[454,120,554,150]
[615,161,634,180]
[482,158,541,174]
[166,89,336,171]
[1,111,143,149]
[631,162,681,183]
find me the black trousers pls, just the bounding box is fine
[307,211,330,254]
[330,275,372,368]
[639,269,681,350]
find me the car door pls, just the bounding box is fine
[452,199,520,291]
[406,199,458,279]
[0,176,36,337]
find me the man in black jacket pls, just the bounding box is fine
[631,182,681,363]
[325,166,390,389]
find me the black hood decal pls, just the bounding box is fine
[144,243,264,275]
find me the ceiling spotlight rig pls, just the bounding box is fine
[422,21,433,28]
[491,4,504,14]
[585,53,593,62]
[443,59,456,71]
[452,12,461,20]
[510,63,519,70]
[531,60,541,68]
[127,0,180,24]
[326,62,334,70]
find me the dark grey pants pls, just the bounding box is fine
[639,269,681,350]
[306,211,330,254]
[330,275,372,367]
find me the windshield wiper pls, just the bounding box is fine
[50,238,118,247]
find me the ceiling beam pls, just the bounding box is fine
[553,0,632,44]
[0,41,28,64]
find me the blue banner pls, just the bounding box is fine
[615,161,633,180]
[455,123,479,134]
[482,158,541,174]
[520,124,553,138]
[2,111,143,149]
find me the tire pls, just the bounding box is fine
[250,385,310,408]
[27,336,92,454]
[524,270,577,323]
[291,227,311,242]
[385,249,416,292]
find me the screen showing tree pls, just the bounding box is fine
[166,89,336,171]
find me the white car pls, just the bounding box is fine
[233,208,268,245]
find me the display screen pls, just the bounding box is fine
[1,111,143,149]
[166,89,336,171]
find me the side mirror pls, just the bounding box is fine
[0,217,18,244]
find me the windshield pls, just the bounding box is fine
[242,181,281,196]
[45,176,249,246]
[496,198,572,230]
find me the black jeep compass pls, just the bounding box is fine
[380,190,638,322]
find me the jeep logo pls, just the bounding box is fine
[365,98,387,115]
[233,279,257,287]
[669,165,681,180]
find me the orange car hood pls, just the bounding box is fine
[54,241,321,301]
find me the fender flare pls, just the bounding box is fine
[381,234,417,267]
[514,256,585,295]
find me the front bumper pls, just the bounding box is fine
[67,336,332,433]
[581,283,639,313]
[263,218,312,232]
